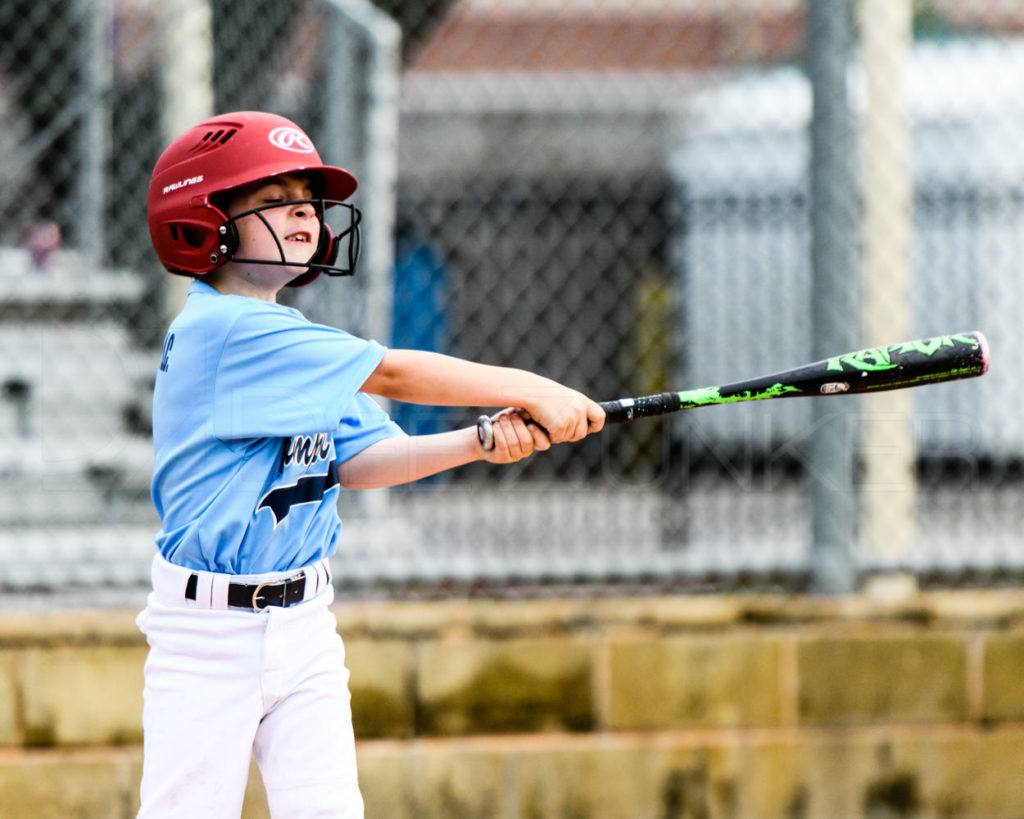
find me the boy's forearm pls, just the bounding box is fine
[337,428,481,490]
[362,349,558,413]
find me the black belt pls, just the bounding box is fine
[184,571,308,611]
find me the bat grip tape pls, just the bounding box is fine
[599,399,633,424]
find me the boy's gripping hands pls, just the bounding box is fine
[478,387,606,457]
[478,410,551,464]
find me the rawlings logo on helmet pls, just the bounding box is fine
[268,127,315,154]
[162,175,204,195]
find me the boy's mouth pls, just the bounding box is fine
[285,231,312,244]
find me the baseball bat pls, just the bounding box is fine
[477,331,989,450]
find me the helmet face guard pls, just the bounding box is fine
[147,111,361,287]
[214,198,362,286]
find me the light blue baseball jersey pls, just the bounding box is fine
[151,281,405,574]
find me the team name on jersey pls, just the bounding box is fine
[283,433,331,468]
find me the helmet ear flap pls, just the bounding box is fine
[316,222,339,266]
[158,217,229,275]
[314,208,361,275]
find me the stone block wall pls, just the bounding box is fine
[3,591,1024,817]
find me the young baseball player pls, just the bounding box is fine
[140,110,604,818]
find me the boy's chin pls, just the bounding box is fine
[279,258,315,276]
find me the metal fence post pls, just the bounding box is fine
[316,0,401,348]
[807,0,858,593]
[78,0,110,266]
[858,0,916,594]
[319,0,402,528]
[158,0,215,327]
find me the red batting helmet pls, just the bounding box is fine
[147,111,360,286]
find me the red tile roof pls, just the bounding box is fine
[411,7,805,71]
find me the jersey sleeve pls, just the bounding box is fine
[334,393,407,463]
[212,305,386,440]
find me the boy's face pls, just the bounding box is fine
[224,174,320,279]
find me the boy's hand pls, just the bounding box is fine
[479,410,551,464]
[523,389,605,444]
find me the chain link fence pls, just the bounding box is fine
[1,0,1022,601]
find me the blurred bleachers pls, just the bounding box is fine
[0,247,156,591]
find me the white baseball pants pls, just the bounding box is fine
[136,555,364,818]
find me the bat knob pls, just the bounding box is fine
[476,415,495,451]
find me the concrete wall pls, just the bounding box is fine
[3,591,1024,817]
